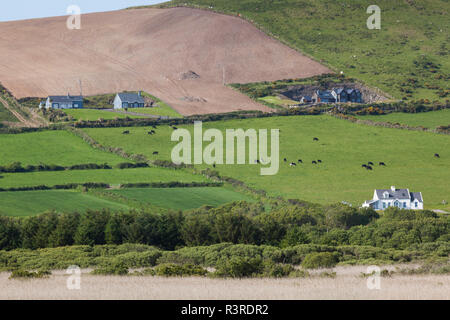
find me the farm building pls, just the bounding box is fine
[312,90,336,103]
[362,186,423,210]
[299,95,313,103]
[44,94,83,109]
[114,92,145,109]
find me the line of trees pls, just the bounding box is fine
[0,162,155,173]
[0,201,448,252]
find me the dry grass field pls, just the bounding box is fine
[0,7,330,115]
[1,266,448,300]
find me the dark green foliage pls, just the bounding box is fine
[155,263,208,277]
[301,252,339,269]
[9,269,51,279]
[214,256,263,278]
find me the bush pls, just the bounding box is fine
[155,263,208,277]
[9,269,51,279]
[91,262,129,275]
[214,257,263,278]
[301,252,338,269]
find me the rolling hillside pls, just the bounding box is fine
[0,7,329,116]
[156,0,449,101]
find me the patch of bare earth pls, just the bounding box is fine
[1,266,448,300]
[0,7,330,115]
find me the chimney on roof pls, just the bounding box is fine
[391,186,396,192]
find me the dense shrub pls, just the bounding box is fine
[9,269,51,279]
[155,263,208,277]
[214,257,263,278]
[301,252,339,269]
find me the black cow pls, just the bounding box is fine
[312,161,317,164]
[362,164,367,168]
[122,130,130,134]
[434,153,440,158]
[368,161,374,166]
[366,166,373,170]
[213,164,216,168]
[313,137,319,141]
[153,151,159,155]
[318,160,322,163]
[290,162,297,167]
[298,159,303,163]
[379,162,386,166]
[283,158,287,162]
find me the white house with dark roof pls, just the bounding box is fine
[362,186,423,210]
[45,94,83,109]
[113,92,145,109]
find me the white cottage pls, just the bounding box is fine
[113,92,145,109]
[362,186,423,210]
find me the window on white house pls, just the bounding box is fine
[415,202,418,208]
[403,203,406,208]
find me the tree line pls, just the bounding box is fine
[0,200,448,252]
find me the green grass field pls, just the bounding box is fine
[84,115,450,210]
[356,109,450,129]
[0,190,130,216]
[0,101,18,123]
[258,96,298,108]
[0,130,126,166]
[109,187,253,211]
[64,109,145,121]
[0,167,208,189]
[155,0,449,101]
[126,107,182,118]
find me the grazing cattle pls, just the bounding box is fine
[147,130,156,135]
[298,159,303,163]
[434,153,440,158]
[318,160,322,163]
[290,162,297,167]
[366,166,373,170]
[172,126,178,130]
[368,161,374,166]
[313,137,319,141]
[283,158,287,162]
[362,164,367,168]
[379,162,386,166]
[152,151,159,155]
[213,164,216,168]
[122,130,130,134]
[256,160,260,164]
[312,161,317,164]
[152,125,157,129]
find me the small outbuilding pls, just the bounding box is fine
[113,92,145,109]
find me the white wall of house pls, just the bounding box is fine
[113,94,123,109]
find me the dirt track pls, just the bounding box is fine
[0,7,330,115]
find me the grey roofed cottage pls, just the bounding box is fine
[362,186,424,210]
[114,92,145,109]
[45,94,83,109]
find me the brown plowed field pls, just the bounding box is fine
[0,7,330,115]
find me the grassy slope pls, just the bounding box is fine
[0,190,130,217]
[110,187,253,211]
[64,109,145,121]
[158,0,449,101]
[0,168,208,188]
[0,101,18,123]
[0,130,125,166]
[84,115,450,210]
[356,109,450,129]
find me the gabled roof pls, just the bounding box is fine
[117,92,145,104]
[316,90,335,99]
[411,192,423,203]
[376,188,411,200]
[333,88,346,95]
[48,95,83,103]
[302,95,312,100]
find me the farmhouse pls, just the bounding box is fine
[362,186,423,210]
[312,90,336,103]
[114,92,145,109]
[44,94,83,109]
